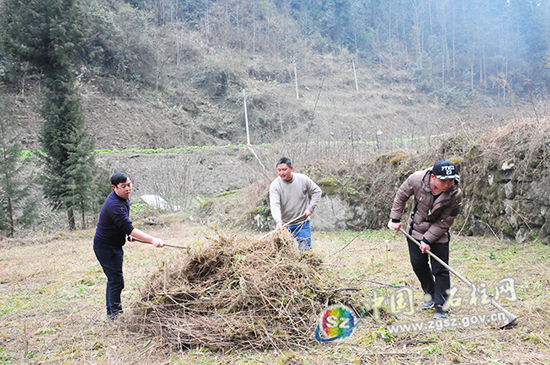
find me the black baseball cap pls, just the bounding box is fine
[432,160,459,180]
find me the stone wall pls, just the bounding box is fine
[459,156,550,244]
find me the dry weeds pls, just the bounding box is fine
[130,229,359,351]
[466,117,550,173]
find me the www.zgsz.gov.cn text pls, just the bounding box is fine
[386,312,507,334]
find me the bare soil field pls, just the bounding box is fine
[1,220,549,364]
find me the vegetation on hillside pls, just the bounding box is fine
[0,3,549,362]
[0,0,548,149]
[118,0,550,100]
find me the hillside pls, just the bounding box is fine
[2,0,548,238]
[10,53,514,153]
[2,0,525,155]
[6,24,526,211]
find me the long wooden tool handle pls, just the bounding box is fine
[257,214,307,241]
[130,236,190,250]
[399,228,517,327]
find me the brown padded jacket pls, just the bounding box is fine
[390,168,462,244]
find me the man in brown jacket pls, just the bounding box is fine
[389,160,462,319]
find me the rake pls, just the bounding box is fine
[129,236,191,252]
[400,228,518,328]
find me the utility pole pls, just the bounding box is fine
[243,89,250,145]
[294,58,299,100]
[351,58,359,91]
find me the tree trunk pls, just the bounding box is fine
[68,208,76,231]
[81,201,87,230]
[7,197,14,237]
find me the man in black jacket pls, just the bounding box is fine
[93,171,165,319]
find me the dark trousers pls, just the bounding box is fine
[93,242,125,316]
[407,238,450,306]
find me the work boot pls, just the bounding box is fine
[433,305,449,319]
[422,299,434,310]
[422,294,434,310]
[108,309,124,321]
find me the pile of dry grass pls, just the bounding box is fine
[130,230,356,350]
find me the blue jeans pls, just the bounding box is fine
[93,241,125,317]
[287,220,312,252]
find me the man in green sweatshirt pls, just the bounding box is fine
[269,157,322,252]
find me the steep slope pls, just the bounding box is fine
[8,50,509,153]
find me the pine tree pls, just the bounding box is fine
[1,0,96,230]
[62,127,97,229]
